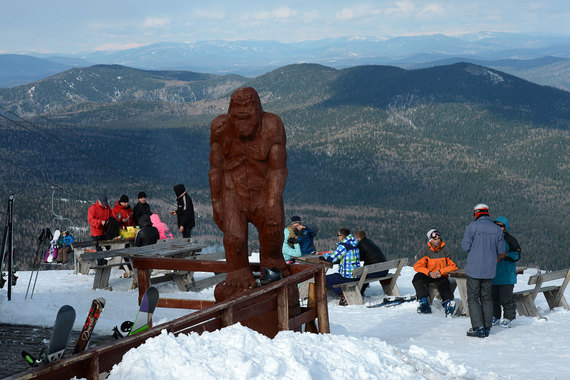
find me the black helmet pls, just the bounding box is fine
[260,267,283,285]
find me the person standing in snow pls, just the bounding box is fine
[88,194,112,244]
[492,216,521,328]
[132,191,152,227]
[412,228,458,316]
[321,228,361,306]
[171,184,195,238]
[461,203,505,338]
[112,194,134,230]
[290,215,318,255]
[282,216,302,262]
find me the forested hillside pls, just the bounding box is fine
[0,63,568,271]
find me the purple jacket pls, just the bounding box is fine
[461,215,505,279]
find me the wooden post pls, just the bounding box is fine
[314,267,330,334]
[304,283,319,333]
[277,286,289,331]
[221,306,233,327]
[88,355,99,380]
[137,268,151,304]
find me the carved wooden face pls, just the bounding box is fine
[228,88,263,138]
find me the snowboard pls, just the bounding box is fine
[22,305,76,366]
[366,295,417,308]
[73,298,105,354]
[113,286,159,339]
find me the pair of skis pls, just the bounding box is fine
[22,287,159,367]
[366,295,417,308]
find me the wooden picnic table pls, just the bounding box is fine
[448,266,527,317]
[80,238,223,290]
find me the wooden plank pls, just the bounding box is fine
[528,269,570,284]
[132,257,228,273]
[157,298,215,310]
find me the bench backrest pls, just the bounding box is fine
[353,258,408,277]
[528,269,570,285]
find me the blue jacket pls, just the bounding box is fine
[493,216,521,285]
[297,225,317,255]
[461,215,505,279]
[324,234,361,279]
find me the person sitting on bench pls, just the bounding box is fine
[321,228,361,306]
[412,228,458,316]
[354,230,388,296]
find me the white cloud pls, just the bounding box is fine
[143,17,171,28]
[251,6,299,21]
[94,42,148,51]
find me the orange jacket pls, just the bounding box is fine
[88,202,112,237]
[413,241,458,277]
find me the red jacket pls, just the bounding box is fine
[112,201,134,229]
[88,202,112,237]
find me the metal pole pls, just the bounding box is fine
[7,194,14,301]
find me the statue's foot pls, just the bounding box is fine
[214,267,256,302]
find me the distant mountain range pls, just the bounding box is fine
[0,62,568,271]
[1,32,570,89]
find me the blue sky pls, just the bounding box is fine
[2,0,569,54]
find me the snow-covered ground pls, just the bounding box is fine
[1,253,569,380]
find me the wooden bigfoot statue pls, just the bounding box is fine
[209,87,289,302]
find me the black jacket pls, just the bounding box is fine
[134,214,159,247]
[176,193,195,229]
[132,202,152,227]
[357,237,387,265]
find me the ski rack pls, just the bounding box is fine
[7,261,329,380]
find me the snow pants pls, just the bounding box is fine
[492,284,517,320]
[467,276,494,329]
[412,272,454,302]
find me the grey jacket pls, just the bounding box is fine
[461,215,506,279]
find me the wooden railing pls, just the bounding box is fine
[7,260,329,380]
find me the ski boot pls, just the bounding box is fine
[499,319,512,328]
[260,267,283,285]
[466,326,486,338]
[416,297,432,314]
[443,300,456,317]
[492,317,500,326]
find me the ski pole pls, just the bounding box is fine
[25,229,46,299]
[30,229,51,299]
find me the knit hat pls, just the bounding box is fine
[473,203,490,219]
[119,194,129,203]
[174,184,186,197]
[98,194,108,205]
[426,228,441,241]
[138,191,147,199]
[291,215,302,224]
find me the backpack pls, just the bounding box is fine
[103,217,120,240]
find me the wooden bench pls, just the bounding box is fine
[333,258,408,305]
[427,278,457,304]
[514,269,570,318]
[91,262,125,290]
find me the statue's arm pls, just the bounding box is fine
[266,114,288,223]
[209,115,226,229]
